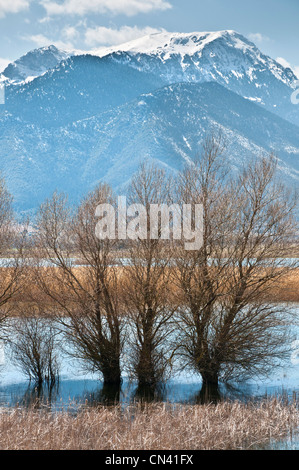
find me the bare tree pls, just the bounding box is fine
[173,134,298,393]
[123,162,176,392]
[34,185,124,387]
[8,305,60,386]
[0,175,28,332]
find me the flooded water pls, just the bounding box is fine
[1,328,299,408]
[0,307,298,449]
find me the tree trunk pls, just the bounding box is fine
[197,368,220,403]
[99,382,121,405]
[101,353,122,387]
[201,370,219,387]
[197,381,221,404]
[136,340,157,388]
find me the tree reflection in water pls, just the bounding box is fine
[83,382,122,407]
[134,383,166,404]
[21,382,60,409]
[194,382,222,404]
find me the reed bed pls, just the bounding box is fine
[0,399,298,450]
[6,266,299,314]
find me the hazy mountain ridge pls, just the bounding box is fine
[3,54,164,127]
[1,82,299,212]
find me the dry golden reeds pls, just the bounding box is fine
[0,399,298,450]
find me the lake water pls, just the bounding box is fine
[0,306,298,449]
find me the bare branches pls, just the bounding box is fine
[123,162,176,389]
[34,184,124,386]
[173,134,298,386]
[8,304,60,386]
[0,175,29,327]
[0,137,297,397]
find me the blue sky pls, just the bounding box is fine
[0,0,298,75]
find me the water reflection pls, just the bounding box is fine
[0,310,298,410]
[84,382,121,407]
[133,383,167,404]
[13,382,60,409]
[1,331,299,410]
[2,376,298,412]
[193,382,222,404]
[0,376,297,450]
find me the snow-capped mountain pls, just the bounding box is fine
[96,30,289,80]
[0,30,298,212]
[97,30,296,88]
[4,31,298,127]
[0,45,73,84]
[95,30,299,126]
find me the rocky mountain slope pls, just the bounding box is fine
[0,31,298,212]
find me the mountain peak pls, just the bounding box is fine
[93,30,255,58]
[1,45,72,84]
[90,29,296,101]
[1,31,299,212]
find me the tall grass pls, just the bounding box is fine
[0,399,298,450]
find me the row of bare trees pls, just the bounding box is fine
[0,135,298,397]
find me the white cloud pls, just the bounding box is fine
[0,0,31,18]
[248,33,270,44]
[276,57,291,69]
[63,25,80,41]
[276,57,299,78]
[85,25,165,47]
[38,16,53,23]
[23,33,52,46]
[0,57,11,72]
[23,33,75,51]
[23,24,162,53]
[40,0,172,17]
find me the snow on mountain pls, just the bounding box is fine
[95,30,295,87]
[3,31,299,126]
[95,30,268,62]
[93,30,299,126]
[95,30,234,56]
[4,54,163,127]
[0,45,74,84]
[1,82,299,212]
[0,30,299,212]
